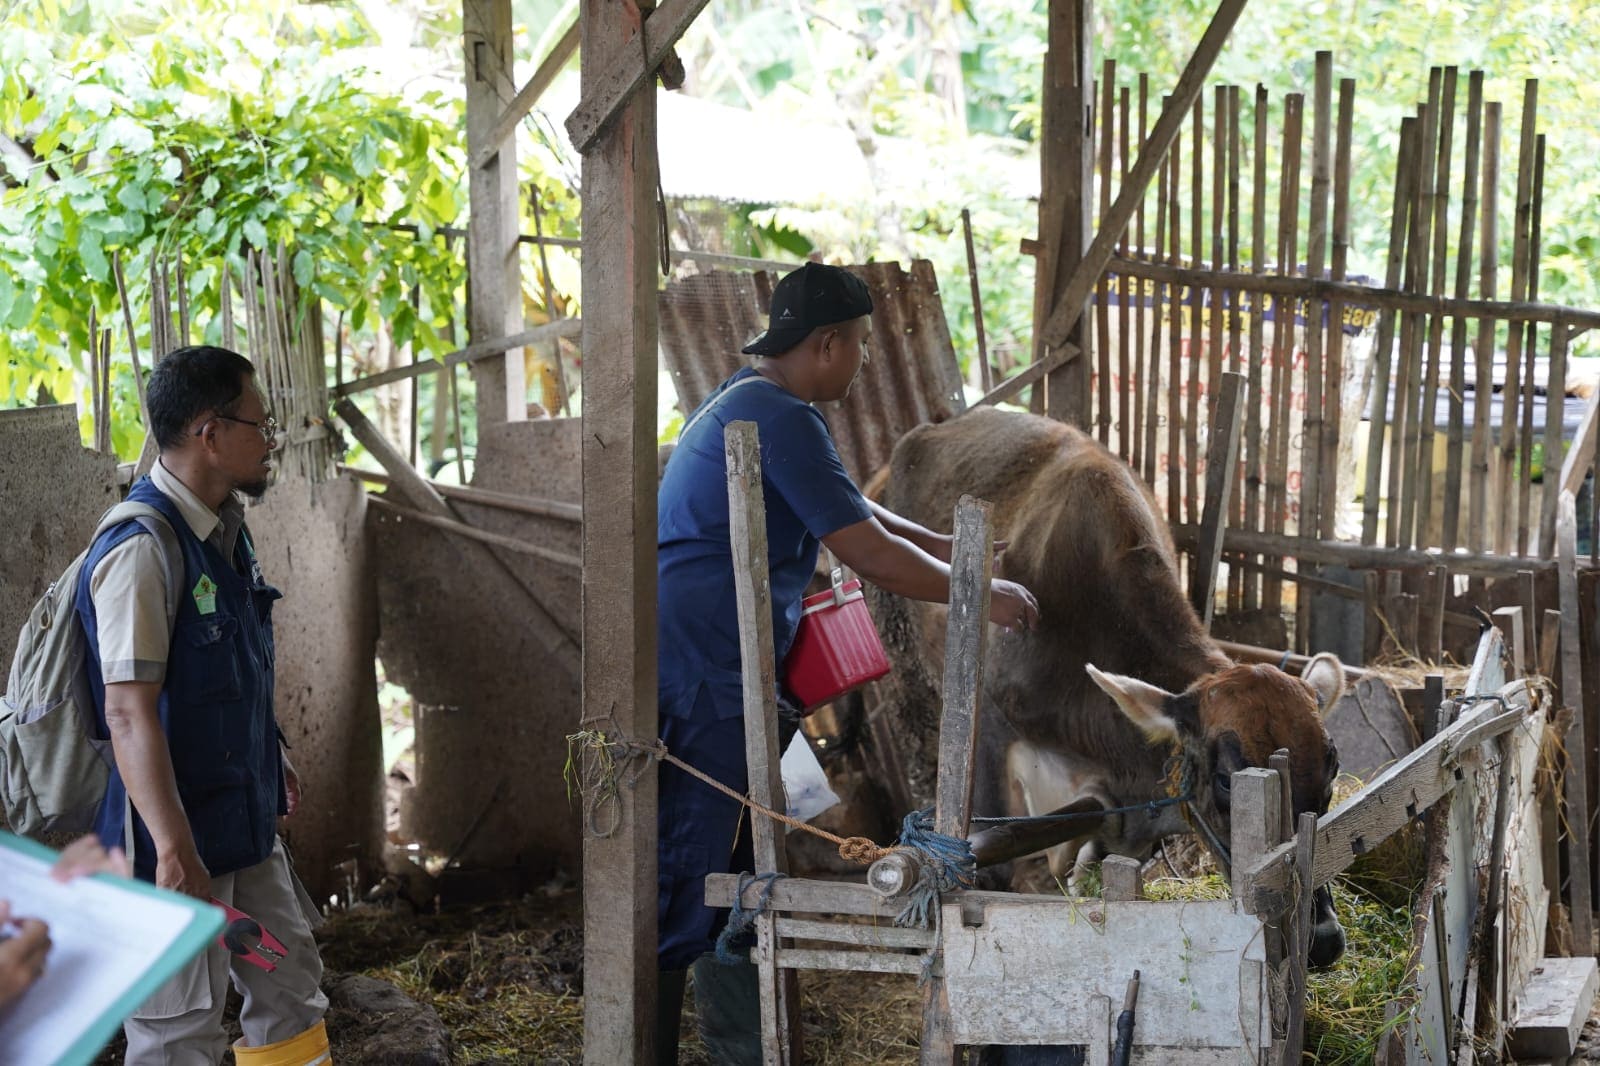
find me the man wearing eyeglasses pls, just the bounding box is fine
[74,345,329,1065]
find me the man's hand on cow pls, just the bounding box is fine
[989,579,1040,633]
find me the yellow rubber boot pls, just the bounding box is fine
[233,1019,331,1066]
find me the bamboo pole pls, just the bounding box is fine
[961,208,993,395]
[1097,61,1116,447]
[1167,120,1184,522]
[1245,84,1269,611]
[1209,84,1226,402]
[1444,72,1483,553]
[1133,73,1150,478]
[1540,322,1571,557]
[1264,93,1302,613]
[1143,93,1169,493]
[1392,93,1437,550]
[1117,85,1132,461]
[1470,101,1501,558]
[1300,52,1332,557]
[1186,93,1204,527]
[531,187,573,415]
[1416,68,1457,551]
[1516,130,1546,556]
[1496,81,1538,555]
[1320,78,1355,543]
[1226,84,1245,613]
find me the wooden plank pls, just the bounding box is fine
[935,496,995,837]
[1282,811,1319,1066]
[365,495,581,569]
[774,918,935,951]
[341,465,583,524]
[1493,606,1528,678]
[1191,371,1247,624]
[471,17,580,170]
[979,0,1252,415]
[1100,254,1600,330]
[564,0,709,152]
[704,874,906,920]
[1241,685,1526,912]
[1166,523,1567,578]
[1041,0,1096,430]
[1557,491,1595,951]
[1558,385,1600,501]
[442,318,584,369]
[1507,956,1599,1058]
[923,493,995,1064]
[725,422,800,1064]
[577,0,663,1054]
[774,948,924,976]
[336,356,443,396]
[940,896,1269,1048]
[466,0,528,426]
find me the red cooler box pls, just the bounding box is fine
[783,574,891,713]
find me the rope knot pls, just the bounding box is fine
[838,837,888,864]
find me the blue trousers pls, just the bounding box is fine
[656,693,798,970]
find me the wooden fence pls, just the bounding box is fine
[1062,53,1600,631]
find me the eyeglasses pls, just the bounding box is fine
[195,414,280,444]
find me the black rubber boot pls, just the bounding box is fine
[657,969,688,1066]
[690,953,762,1065]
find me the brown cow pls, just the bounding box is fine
[873,406,1347,966]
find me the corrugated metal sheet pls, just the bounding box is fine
[658,260,966,482]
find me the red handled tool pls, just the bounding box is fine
[211,899,287,972]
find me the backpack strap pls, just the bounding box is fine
[92,502,185,876]
[93,502,185,632]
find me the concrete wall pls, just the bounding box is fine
[0,406,119,644]
[247,470,385,902]
[374,415,582,879]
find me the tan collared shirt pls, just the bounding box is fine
[89,460,248,684]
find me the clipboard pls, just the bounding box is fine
[0,832,225,1066]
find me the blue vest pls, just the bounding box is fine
[76,477,284,881]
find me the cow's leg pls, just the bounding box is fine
[1308,884,1346,968]
[1004,741,1108,888]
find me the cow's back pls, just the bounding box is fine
[874,408,1223,812]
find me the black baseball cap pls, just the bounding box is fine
[742,262,874,357]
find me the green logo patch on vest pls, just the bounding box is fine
[192,574,218,615]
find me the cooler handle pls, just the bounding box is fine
[825,548,849,607]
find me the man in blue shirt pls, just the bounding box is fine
[656,263,1040,1062]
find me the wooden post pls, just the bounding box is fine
[1038,0,1094,428]
[1192,371,1247,624]
[1283,811,1320,1065]
[1101,854,1144,901]
[578,0,664,1056]
[725,422,800,1064]
[1557,491,1595,951]
[922,495,995,1066]
[1493,605,1528,678]
[465,0,527,425]
[1231,766,1286,1049]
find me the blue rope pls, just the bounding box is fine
[892,808,977,930]
[715,871,785,964]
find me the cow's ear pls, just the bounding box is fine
[1087,665,1182,741]
[1302,653,1345,715]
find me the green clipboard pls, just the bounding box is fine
[0,832,225,1066]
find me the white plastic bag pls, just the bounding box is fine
[780,731,840,828]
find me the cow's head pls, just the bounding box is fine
[1086,655,1346,967]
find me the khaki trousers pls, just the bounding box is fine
[123,838,328,1066]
